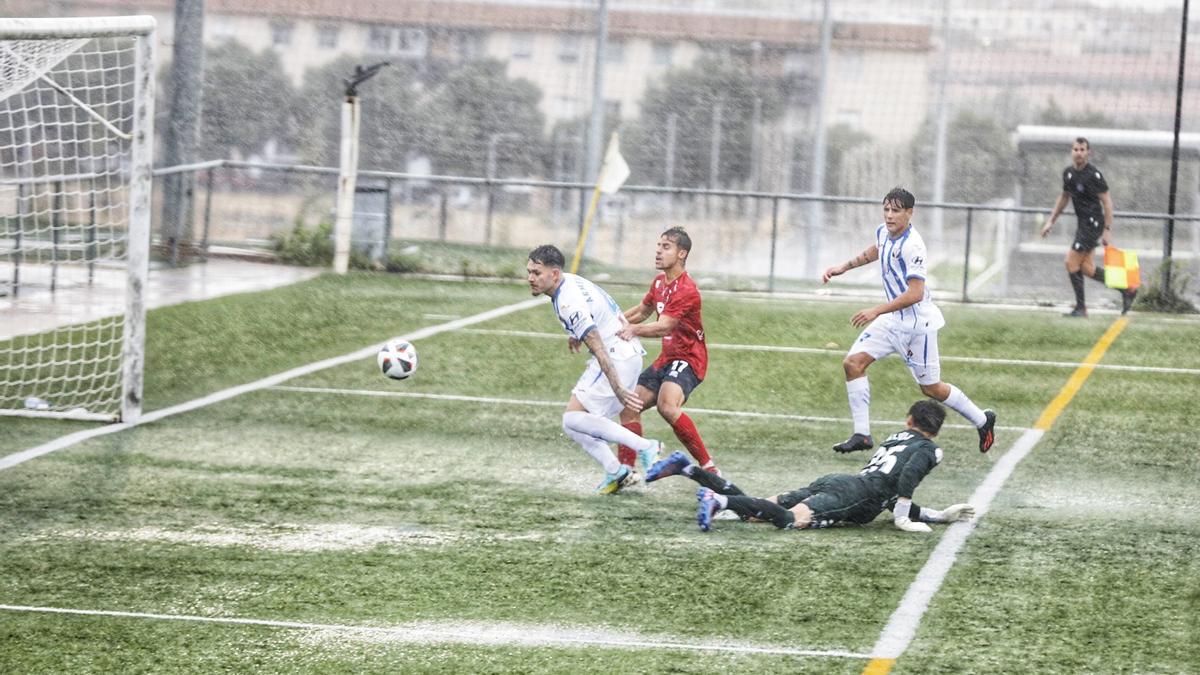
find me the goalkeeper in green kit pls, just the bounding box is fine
[646,400,975,533]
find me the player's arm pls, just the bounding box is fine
[850,278,925,328]
[623,302,653,325]
[625,312,680,338]
[581,329,642,411]
[1042,192,1070,237]
[822,245,878,284]
[1099,190,1114,246]
[890,450,939,533]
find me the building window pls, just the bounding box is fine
[605,39,624,64]
[368,26,391,53]
[652,41,672,66]
[451,31,481,60]
[559,35,581,63]
[269,20,294,46]
[511,32,533,59]
[316,24,339,49]
[397,28,428,58]
[836,108,862,128]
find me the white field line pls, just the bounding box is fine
[869,428,1044,660]
[268,386,1032,434]
[460,328,1200,376]
[0,604,869,659]
[1,298,548,472]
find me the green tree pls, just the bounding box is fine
[624,56,791,188]
[198,41,296,159]
[295,57,432,171]
[422,59,545,178]
[912,108,1014,205]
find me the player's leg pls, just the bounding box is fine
[1065,241,1089,316]
[655,362,717,472]
[910,332,997,453]
[617,382,656,468]
[836,320,891,452]
[562,358,661,490]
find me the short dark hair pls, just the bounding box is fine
[884,187,916,210]
[528,244,565,269]
[1075,137,1090,149]
[908,399,946,436]
[661,227,692,253]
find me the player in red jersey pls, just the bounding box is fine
[615,227,718,474]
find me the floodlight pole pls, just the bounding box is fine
[1163,0,1189,293]
[333,62,388,275]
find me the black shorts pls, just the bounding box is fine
[775,474,884,529]
[1072,219,1103,252]
[637,360,703,401]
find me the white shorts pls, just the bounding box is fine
[571,353,642,419]
[848,317,942,385]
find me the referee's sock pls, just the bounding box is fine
[1069,270,1086,308]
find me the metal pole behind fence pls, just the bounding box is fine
[484,178,494,245]
[1163,0,1190,292]
[200,166,214,260]
[439,188,448,241]
[769,197,780,292]
[962,208,973,303]
[87,185,97,285]
[51,180,60,293]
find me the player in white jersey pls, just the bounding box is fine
[821,187,997,455]
[526,245,665,494]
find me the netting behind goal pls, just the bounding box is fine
[0,17,155,422]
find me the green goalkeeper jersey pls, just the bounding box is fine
[857,429,943,502]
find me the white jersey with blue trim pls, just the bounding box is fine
[551,272,645,360]
[874,223,945,333]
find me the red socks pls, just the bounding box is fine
[671,413,712,466]
[617,421,642,467]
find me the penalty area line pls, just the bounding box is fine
[862,317,1130,675]
[0,604,869,660]
[267,386,1032,433]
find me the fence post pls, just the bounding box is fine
[769,196,780,292]
[200,166,214,260]
[439,187,448,241]
[961,207,973,303]
[484,179,494,245]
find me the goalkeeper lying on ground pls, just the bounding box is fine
[646,399,975,533]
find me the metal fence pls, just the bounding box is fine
[152,158,1200,309]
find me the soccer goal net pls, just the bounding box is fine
[0,16,155,423]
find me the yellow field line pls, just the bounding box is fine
[1034,317,1129,430]
[863,316,1129,675]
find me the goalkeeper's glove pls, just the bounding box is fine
[938,503,975,523]
[893,497,932,533]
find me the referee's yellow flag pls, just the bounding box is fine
[1104,245,1140,290]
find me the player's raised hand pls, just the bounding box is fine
[568,337,582,353]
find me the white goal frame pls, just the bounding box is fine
[0,16,155,423]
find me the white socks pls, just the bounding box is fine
[562,411,656,473]
[942,384,987,427]
[846,377,871,436]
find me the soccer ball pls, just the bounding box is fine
[378,338,418,380]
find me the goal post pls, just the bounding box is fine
[0,16,155,423]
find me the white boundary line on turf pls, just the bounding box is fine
[868,428,1044,661]
[0,604,869,659]
[268,386,1032,434]
[1,298,548,472]
[460,328,1200,376]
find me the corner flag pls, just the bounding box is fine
[570,132,630,273]
[597,133,630,195]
